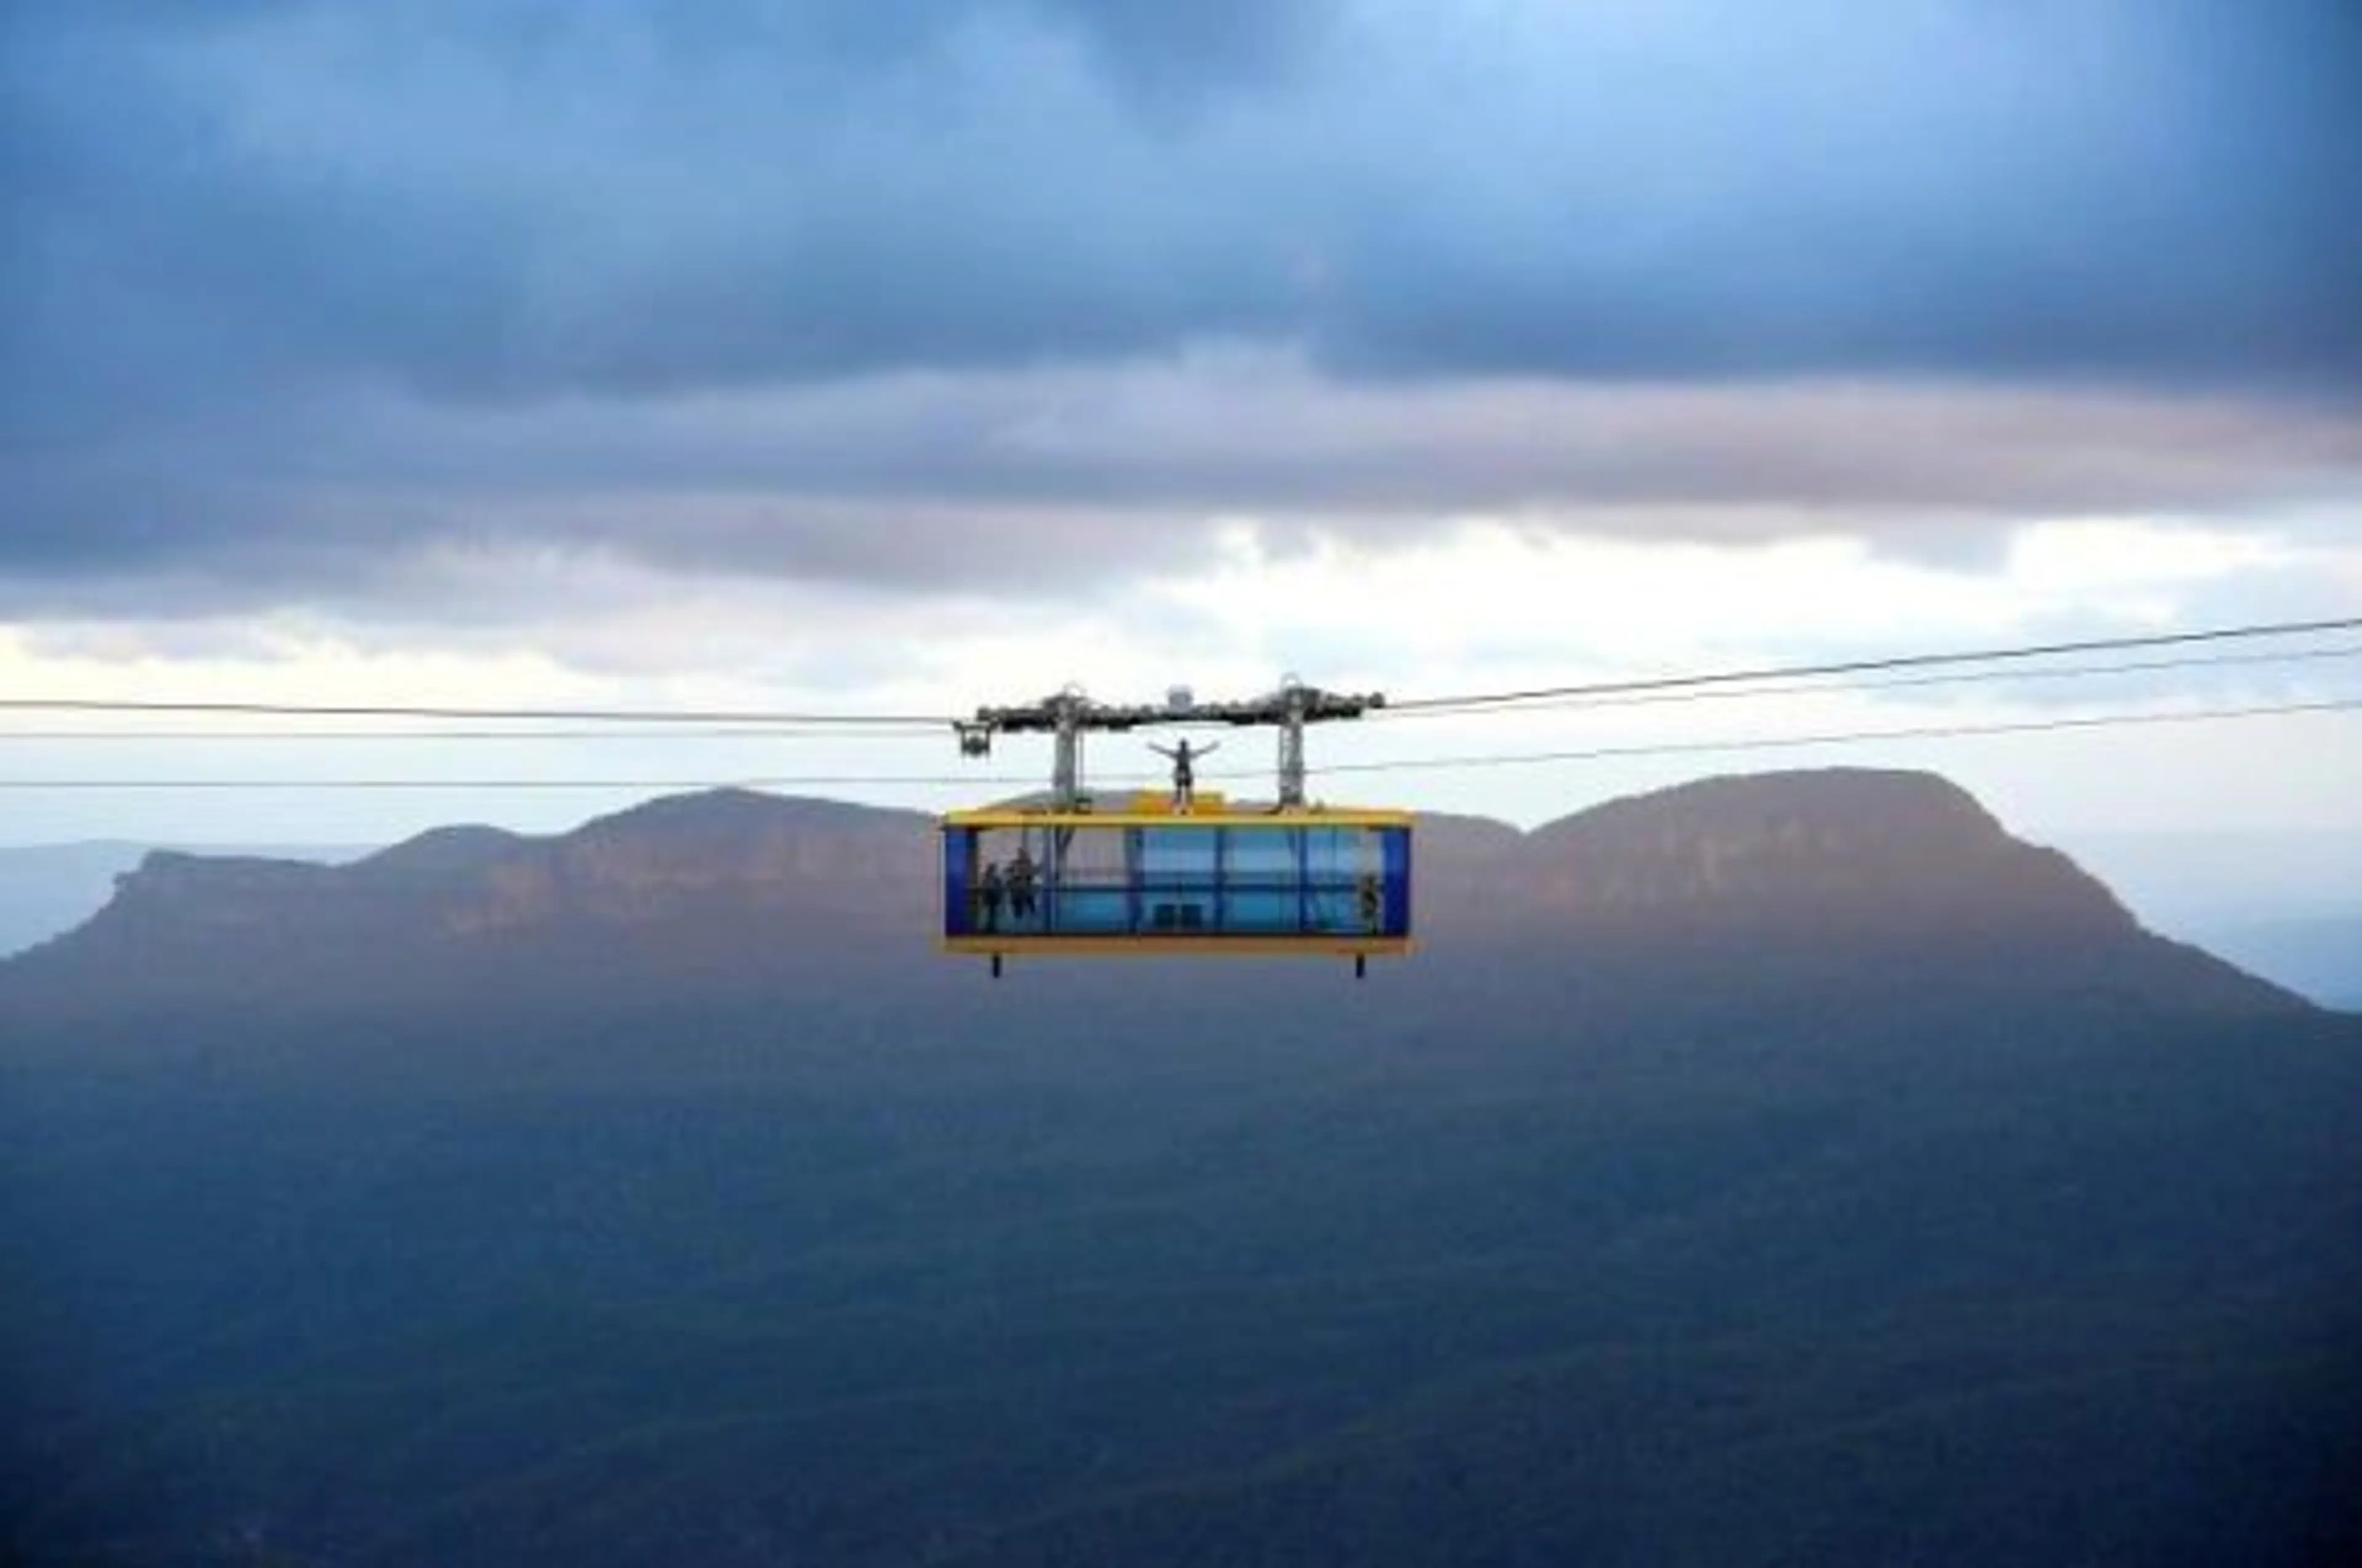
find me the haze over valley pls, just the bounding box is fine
[4,770,2356,1566]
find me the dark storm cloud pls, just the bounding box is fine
[0,0,1345,437]
[2,0,2358,613]
[7,0,2357,428]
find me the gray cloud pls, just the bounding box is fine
[5,357,2358,619]
[4,0,2356,436]
[3,1,2359,616]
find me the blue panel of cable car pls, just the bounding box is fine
[1223,827,1298,934]
[944,828,974,936]
[1302,825,1358,934]
[1382,826,1412,937]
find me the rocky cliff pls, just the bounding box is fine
[0,770,2300,1022]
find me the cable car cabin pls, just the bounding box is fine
[940,791,1412,975]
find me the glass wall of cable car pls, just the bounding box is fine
[942,821,1410,942]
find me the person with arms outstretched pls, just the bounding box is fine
[1147,738,1219,811]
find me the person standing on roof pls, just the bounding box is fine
[1147,738,1219,811]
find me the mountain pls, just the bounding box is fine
[1492,771,2294,1022]
[0,793,932,1029]
[0,840,370,961]
[1519,770,2120,930]
[2,770,2355,1568]
[0,770,2299,1029]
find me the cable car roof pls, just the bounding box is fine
[944,790,1413,829]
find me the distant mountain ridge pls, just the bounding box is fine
[0,839,370,961]
[47,794,925,937]
[1519,770,2129,934]
[0,769,2305,1028]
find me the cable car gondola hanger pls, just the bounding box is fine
[939,679,1414,978]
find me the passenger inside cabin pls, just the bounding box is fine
[978,860,1005,933]
[1008,846,1038,926]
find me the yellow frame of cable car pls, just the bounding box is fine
[939,791,1415,959]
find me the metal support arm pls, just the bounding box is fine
[958,678,1384,810]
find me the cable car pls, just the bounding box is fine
[940,790,1412,974]
[940,681,1413,976]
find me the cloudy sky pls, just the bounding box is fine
[3,0,2359,851]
